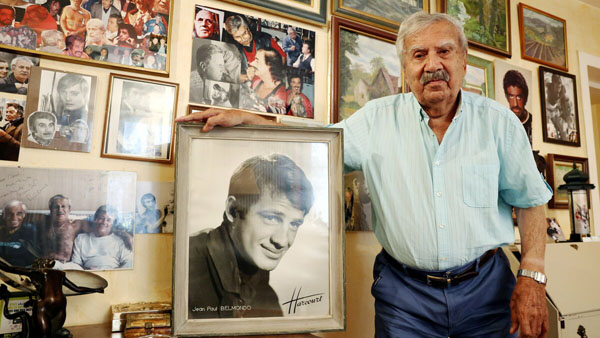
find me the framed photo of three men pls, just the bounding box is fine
[173,123,344,336]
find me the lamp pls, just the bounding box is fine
[557,164,595,242]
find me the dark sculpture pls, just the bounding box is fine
[0,258,108,338]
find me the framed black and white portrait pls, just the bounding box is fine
[173,122,344,336]
[23,67,96,153]
[539,66,580,147]
[101,74,179,163]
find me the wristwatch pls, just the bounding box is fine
[517,269,547,285]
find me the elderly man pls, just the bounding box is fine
[282,26,302,67]
[0,5,14,27]
[90,0,120,27]
[85,18,110,46]
[0,56,33,95]
[0,102,24,161]
[188,154,314,319]
[0,200,39,267]
[178,12,552,338]
[193,7,219,40]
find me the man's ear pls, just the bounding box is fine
[225,196,237,222]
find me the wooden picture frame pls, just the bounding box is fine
[221,0,327,25]
[101,73,178,163]
[546,154,588,209]
[518,3,568,71]
[173,122,344,336]
[331,16,400,123]
[333,0,428,32]
[539,66,580,147]
[465,54,494,99]
[0,0,173,74]
[442,0,511,57]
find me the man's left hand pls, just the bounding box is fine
[509,276,549,338]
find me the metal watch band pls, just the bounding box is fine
[517,269,547,285]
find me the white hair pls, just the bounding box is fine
[396,12,467,65]
[10,56,33,69]
[2,200,27,215]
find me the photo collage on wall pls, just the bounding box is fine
[0,0,170,71]
[190,5,316,118]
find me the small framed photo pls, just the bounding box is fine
[518,4,567,71]
[173,121,344,336]
[101,74,179,163]
[546,218,566,242]
[464,54,494,98]
[442,0,511,57]
[221,0,327,25]
[333,0,428,31]
[539,66,580,147]
[546,154,588,209]
[23,67,97,153]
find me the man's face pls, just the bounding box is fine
[288,30,296,40]
[402,21,466,112]
[93,212,113,237]
[49,1,60,16]
[250,50,269,79]
[505,85,526,119]
[230,192,305,271]
[132,53,143,64]
[202,53,225,81]
[102,0,111,9]
[13,60,31,83]
[142,197,155,209]
[194,10,216,39]
[0,62,8,78]
[301,43,309,54]
[50,198,70,223]
[107,17,118,32]
[72,0,83,8]
[3,204,25,231]
[33,117,55,143]
[69,40,85,57]
[87,24,103,39]
[231,25,252,47]
[59,83,86,111]
[290,77,301,94]
[0,8,13,26]
[5,105,19,121]
[119,28,130,40]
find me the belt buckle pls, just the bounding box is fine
[426,275,452,287]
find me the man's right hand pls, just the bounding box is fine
[175,107,279,132]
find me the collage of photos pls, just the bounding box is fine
[0,167,136,271]
[190,5,316,119]
[0,0,170,71]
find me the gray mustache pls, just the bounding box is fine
[420,70,450,85]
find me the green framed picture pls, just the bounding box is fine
[464,54,494,99]
[333,0,428,32]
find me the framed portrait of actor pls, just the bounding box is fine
[0,0,173,74]
[442,0,511,57]
[23,67,96,153]
[331,16,401,123]
[221,0,327,25]
[546,154,588,209]
[518,3,567,71]
[539,66,580,147]
[101,74,178,163]
[173,122,344,336]
[333,0,428,31]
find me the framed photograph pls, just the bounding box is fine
[331,16,400,123]
[221,0,327,25]
[442,0,511,57]
[539,66,580,146]
[173,122,344,336]
[518,3,567,71]
[546,154,588,209]
[494,60,534,143]
[546,218,566,241]
[101,74,178,163]
[0,166,136,271]
[0,0,173,74]
[135,181,174,234]
[333,0,429,32]
[22,67,96,153]
[344,171,373,231]
[464,54,494,98]
[0,91,27,161]
[190,5,316,119]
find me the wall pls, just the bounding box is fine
[3,0,600,334]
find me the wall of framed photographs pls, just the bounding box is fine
[1,0,600,336]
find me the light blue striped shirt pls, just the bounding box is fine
[333,91,552,270]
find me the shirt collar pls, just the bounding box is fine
[415,90,464,122]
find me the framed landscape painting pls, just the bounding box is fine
[333,0,428,31]
[173,123,344,336]
[331,16,400,123]
[464,54,494,98]
[442,0,511,57]
[518,3,567,71]
[221,0,327,25]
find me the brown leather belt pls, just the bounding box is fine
[382,248,499,288]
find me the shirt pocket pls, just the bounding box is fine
[462,164,499,208]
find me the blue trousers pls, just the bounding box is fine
[372,249,517,338]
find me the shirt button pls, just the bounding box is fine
[434,161,440,166]
[436,192,442,197]
[439,224,445,229]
